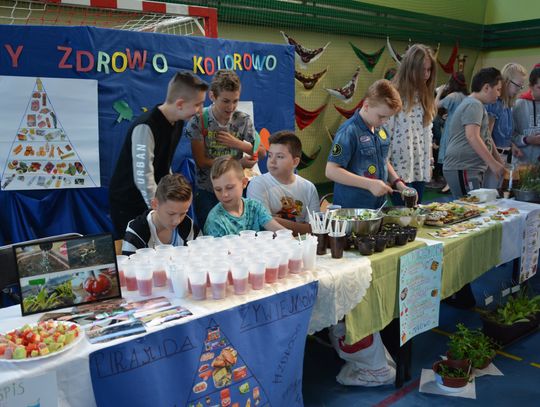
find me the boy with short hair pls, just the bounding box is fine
[122,174,200,255]
[204,156,283,237]
[512,67,540,164]
[247,131,319,234]
[325,79,406,209]
[444,68,505,198]
[186,70,265,227]
[109,71,208,238]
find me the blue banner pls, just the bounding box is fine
[89,282,317,407]
[0,25,295,243]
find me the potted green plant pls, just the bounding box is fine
[447,323,498,368]
[514,164,540,203]
[481,289,540,345]
[432,359,472,389]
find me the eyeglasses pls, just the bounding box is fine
[509,80,524,90]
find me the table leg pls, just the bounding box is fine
[380,318,412,388]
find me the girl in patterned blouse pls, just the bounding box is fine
[388,44,437,204]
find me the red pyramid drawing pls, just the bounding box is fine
[2,77,97,190]
[186,320,270,407]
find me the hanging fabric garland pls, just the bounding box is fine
[326,67,361,103]
[384,67,397,81]
[387,36,403,65]
[295,102,327,130]
[334,98,365,119]
[325,127,336,142]
[281,31,330,68]
[349,42,385,72]
[438,42,459,74]
[297,145,322,170]
[295,68,328,90]
[433,43,441,62]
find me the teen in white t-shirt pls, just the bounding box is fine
[247,131,319,234]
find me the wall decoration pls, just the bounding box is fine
[297,146,322,170]
[387,36,403,65]
[349,42,385,72]
[457,54,468,73]
[326,67,361,102]
[433,43,441,61]
[1,76,99,191]
[325,127,335,142]
[281,31,330,68]
[438,42,459,74]
[295,68,328,90]
[295,103,327,130]
[384,67,397,81]
[334,98,365,119]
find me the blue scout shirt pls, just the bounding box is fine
[328,111,390,209]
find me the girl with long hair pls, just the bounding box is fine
[388,44,437,203]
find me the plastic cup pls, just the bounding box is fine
[209,265,229,300]
[256,230,275,240]
[227,255,243,284]
[135,247,155,256]
[275,229,293,239]
[116,255,128,287]
[171,246,188,257]
[302,236,317,271]
[288,243,304,274]
[169,263,187,298]
[329,234,346,259]
[124,261,138,291]
[231,263,249,295]
[150,256,168,287]
[188,270,207,300]
[263,253,280,283]
[239,230,257,239]
[277,249,290,279]
[250,261,266,290]
[135,264,153,296]
[314,232,329,255]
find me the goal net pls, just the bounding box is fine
[0,0,217,37]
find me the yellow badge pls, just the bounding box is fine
[378,129,387,140]
[368,165,377,174]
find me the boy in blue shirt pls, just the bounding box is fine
[204,156,283,237]
[326,79,407,209]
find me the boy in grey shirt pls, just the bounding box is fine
[444,68,505,199]
[512,67,540,164]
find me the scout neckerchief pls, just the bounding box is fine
[199,107,210,139]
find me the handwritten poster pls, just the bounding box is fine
[0,372,58,407]
[90,282,318,407]
[0,75,99,191]
[519,209,540,283]
[399,244,443,346]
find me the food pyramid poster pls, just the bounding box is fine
[0,76,99,191]
[187,320,270,407]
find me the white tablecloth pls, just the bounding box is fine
[0,255,373,406]
[493,199,540,265]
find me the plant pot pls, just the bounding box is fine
[513,189,540,204]
[355,236,375,256]
[474,353,495,370]
[481,312,540,346]
[432,359,471,389]
[445,351,471,368]
[394,231,409,246]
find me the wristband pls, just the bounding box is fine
[391,178,405,188]
[523,136,529,145]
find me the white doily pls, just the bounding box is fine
[307,251,372,334]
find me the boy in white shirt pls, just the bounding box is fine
[247,131,319,234]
